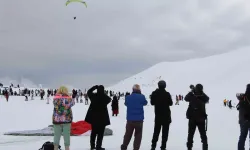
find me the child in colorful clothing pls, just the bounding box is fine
[52,86,75,150]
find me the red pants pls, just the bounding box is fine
[113,110,119,115]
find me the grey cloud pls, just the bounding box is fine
[1,0,250,87]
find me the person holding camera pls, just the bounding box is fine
[185,84,209,150]
[85,85,111,150]
[236,84,250,150]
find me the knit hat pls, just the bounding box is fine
[132,84,141,92]
[195,84,203,92]
[158,80,166,89]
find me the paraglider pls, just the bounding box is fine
[66,0,87,8]
[66,0,87,20]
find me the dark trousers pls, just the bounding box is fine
[151,122,170,149]
[187,120,208,150]
[121,121,143,150]
[238,121,250,150]
[90,124,105,148]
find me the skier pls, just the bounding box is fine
[185,84,209,150]
[150,80,173,150]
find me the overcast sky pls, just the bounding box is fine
[1,0,250,88]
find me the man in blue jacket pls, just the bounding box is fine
[121,84,148,150]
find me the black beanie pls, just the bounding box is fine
[158,80,166,89]
[195,84,203,92]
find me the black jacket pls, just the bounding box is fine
[111,96,119,110]
[237,93,250,124]
[185,91,209,122]
[150,88,173,123]
[85,86,111,126]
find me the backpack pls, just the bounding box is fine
[39,141,61,150]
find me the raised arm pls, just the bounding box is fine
[185,92,193,102]
[87,85,98,100]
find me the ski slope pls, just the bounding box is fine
[0,49,249,149]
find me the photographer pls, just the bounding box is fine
[85,85,111,150]
[185,84,209,150]
[237,84,250,150]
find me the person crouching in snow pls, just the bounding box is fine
[111,95,119,116]
[121,84,148,150]
[53,86,75,150]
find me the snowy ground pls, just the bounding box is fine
[0,94,243,150]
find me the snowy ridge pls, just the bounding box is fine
[108,48,250,101]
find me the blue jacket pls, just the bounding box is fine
[125,92,148,121]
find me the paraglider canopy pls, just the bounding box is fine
[66,0,87,8]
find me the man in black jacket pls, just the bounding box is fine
[85,85,111,150]
[185,84,209,150]
[237,84,250,150]
[150,80,173,150]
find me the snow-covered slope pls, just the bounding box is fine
[109,48,250,101]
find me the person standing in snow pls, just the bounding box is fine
[24,88,28,101]
[111,95,119,116]
[85,85,111,150]
[121,84,148,150]
[228,100,233,109]
[150,80,173,150]
[53,86,75,150]
[236,84,250,150]
[3,89,9,102]
[84,93,89,105]
[40,89,45,100]
[185,84,209,150]
[223,99,227,106]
